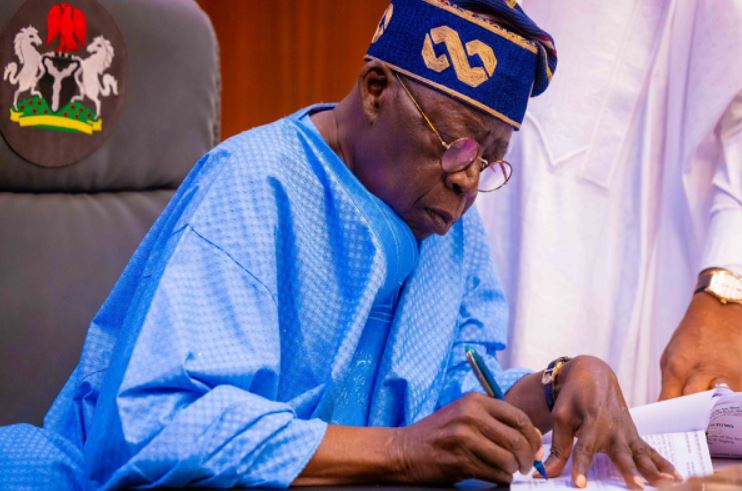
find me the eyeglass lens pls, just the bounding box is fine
[478,161,510,191]
[440,138,479,172]
[441,137,509,191]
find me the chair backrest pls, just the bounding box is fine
[0,0,220,425]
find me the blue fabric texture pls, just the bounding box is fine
[0,105,528,490]
[449,0,558,96]
[366,0,557,128]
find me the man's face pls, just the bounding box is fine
[354,67,513,241]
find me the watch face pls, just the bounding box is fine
[709,272,742,303]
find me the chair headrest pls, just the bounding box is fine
[0,0,220,192]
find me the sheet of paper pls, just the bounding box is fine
[707,392,742,458]
[509,431,712,490]
[629,390,720,436]
[542,390,724,446]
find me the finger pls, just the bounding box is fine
[470,462,514,486]
[659,352,688,401]
[630,440,676,486]
[665,478,702,491]
[543,408,576,479]
[691,464,742,485]
[713,464,742,482]
[535,427,545,457]
[645,443,683,482]
[682,474,742,490]
[606,441,644,490]
[570,431,600,489]
[659,368,684,401]
[481,398,542,454]
[477,468,514,486]
[467,433,520,477]
[477,417,540,475]
[710,377,733,391]
[682,373,714,396]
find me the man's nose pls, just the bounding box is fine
[445,160,480,200]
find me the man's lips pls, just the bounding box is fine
[425,207,453,234]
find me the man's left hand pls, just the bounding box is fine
[544,356,681,489]
[659,292,742,400]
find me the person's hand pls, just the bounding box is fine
[660,465,742,490]
[544,355,682,489]
[394,392,543,484]
[660,292,742,400]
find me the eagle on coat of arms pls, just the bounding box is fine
[2,2,118,135]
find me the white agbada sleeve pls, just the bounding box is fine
[701,92,742,274]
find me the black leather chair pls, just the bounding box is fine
[0,0,220,425]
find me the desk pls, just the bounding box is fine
[155,488,472,491]
[157,485,488,491]
[151,462,742,490]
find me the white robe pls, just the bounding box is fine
[478,0,742,406]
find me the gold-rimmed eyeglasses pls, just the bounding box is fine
[394,72,512,193]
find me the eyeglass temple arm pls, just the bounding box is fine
[393,72,449,149]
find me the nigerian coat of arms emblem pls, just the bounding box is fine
[0,0,127,167]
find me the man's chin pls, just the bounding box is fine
[406,222,431,241]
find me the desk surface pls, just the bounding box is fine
[155,486,493,491]
[149,460,741,490]
[155,488,478,491]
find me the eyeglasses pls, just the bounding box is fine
[394,72,512,193]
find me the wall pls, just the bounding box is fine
[196,0,389,140]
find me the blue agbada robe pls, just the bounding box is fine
[0,106,528,490]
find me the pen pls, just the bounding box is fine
[465,345,548,480]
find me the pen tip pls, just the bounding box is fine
[534,461,548,480]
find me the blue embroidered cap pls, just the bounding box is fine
[366,0,557,129]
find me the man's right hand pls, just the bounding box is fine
[659,292,742,400]
[294,392,541,486]
[394,392,543,484]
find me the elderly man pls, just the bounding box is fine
[0,0,680,489]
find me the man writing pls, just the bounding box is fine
[0,1,680,489]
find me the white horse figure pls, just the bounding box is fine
[3,26,45,109]
[72,35,118,118]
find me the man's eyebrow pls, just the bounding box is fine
[437,114,488,142]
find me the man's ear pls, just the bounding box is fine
[358,60,394,124]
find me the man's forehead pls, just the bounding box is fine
[436,102,512,160]
[420,83,512,142]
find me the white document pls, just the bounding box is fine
[510,431,712,490]
[707,392,742,458]
[460,391,741,490]
[541,389,722,446]
[630,388,742,459]
[629,389,720,436]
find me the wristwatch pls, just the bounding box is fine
[695,268,742,305]
[542,356,571,411]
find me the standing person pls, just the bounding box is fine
[478,0,742,406]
